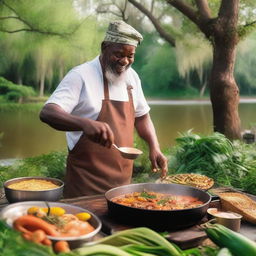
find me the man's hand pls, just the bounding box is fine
[150,149,168,179]
[83,119,114,148]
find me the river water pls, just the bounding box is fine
[0,100,256,159]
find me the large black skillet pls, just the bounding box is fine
[105,183,212,231]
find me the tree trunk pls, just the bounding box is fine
[39,71,45,97]
[199,81,206,97]
[209,43,241,140]
[17,75,23,85]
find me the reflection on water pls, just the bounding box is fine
[150,104,213,149]
[0,102,256,159]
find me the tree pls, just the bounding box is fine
[235,31,256,95]
[0,0,83,36]
[0,0,102,96]
[128,0,256,140]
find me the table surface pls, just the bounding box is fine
[0,188,256,249]
[62,192,256,249]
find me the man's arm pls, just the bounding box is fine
[135,113,168,178]
[40,103,114,147]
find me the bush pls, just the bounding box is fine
[0,77,36,103]
[5,91,23,102]
[0,151,67,188]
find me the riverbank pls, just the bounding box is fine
[0,159,19,166]
[147,98,256,105]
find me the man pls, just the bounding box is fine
[40,20,168,198]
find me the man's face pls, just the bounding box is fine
[103,43,136,76]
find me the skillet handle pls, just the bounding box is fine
[210,194,220,201]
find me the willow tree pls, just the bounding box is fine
[0,0,102,96]
[128,0,256,140]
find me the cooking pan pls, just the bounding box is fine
[105,183,211,231]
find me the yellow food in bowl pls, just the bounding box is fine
[76,212,91,221]
[8,179,60,191]
[42,207,66,216]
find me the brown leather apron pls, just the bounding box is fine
[63,77,135,198]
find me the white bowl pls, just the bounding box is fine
[0,201,102,248]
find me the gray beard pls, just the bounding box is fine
[105,66,128,86]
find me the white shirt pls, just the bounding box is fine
[46,56,150,150]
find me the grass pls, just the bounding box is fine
[0,102,43,113]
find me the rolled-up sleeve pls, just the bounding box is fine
[45,71,83,113]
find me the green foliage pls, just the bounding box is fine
[133,33,187,96]
[168,131,256,194]
[0,0,103,96]
[5,91,22,102]
[0,220,74,256]
[0,151,67,188]
[0,102,43,113]
[0,76,35,102]
[236,31,256,94]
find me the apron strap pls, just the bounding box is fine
[103,74,110,100]
[127,85,134,104]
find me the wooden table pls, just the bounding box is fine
[1,190,255,249]
[60,193,256,249]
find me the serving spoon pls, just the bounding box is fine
[112,143,143,160]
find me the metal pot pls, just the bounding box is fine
[4,176,64,203]
[105,183,211,231]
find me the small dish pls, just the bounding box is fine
[207,208,242,232]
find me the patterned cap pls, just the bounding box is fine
[104,20,143,47]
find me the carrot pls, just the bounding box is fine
[30,230,46,243]
[22,232,32,241]
[13,215,59,236]
[21,228,52,246]
[42,237,52,246]
[54,241,70,253]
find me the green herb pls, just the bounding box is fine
[168,131,256,194]
[157,198,170,205]
[140,191,156,199]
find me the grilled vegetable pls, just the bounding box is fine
[203,223,256,256]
